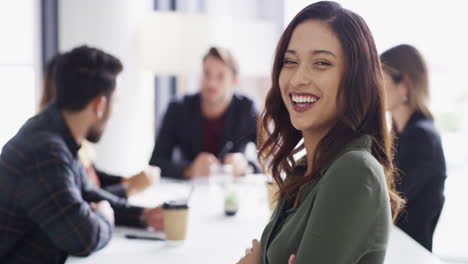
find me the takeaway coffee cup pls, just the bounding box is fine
[163,201,189,241]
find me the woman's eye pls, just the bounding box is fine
[315,61,331,66]
[283,59,297,65]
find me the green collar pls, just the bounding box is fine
[294,134,372,172]
[293,134,373,204]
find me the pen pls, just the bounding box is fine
[125,234,165,241]
[218,141,234,160]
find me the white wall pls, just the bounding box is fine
[59,0,155,175]
[204,0,258,18]
[0,0,40,152]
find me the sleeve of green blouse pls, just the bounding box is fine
[293,151,385,263]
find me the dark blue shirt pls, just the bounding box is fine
[0,104,144,264]
[150,93,258,179]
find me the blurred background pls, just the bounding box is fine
[0,0,466,262]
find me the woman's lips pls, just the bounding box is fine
[289,92,320,113]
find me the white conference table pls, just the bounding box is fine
[67,175,445,264]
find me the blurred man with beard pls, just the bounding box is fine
[0,46,163,264]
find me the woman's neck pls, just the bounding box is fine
[302,128,329,176]
[391,104,414,133]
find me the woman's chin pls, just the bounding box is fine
[290,121,310,132]
[290,119,332,136]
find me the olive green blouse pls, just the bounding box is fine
[260,135,392,264]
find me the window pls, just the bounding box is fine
[0,1,39,152]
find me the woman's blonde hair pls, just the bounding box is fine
[380,44,433,119]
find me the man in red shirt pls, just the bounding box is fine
[150,47,258,179]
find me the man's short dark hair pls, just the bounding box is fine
[55,45,123,111]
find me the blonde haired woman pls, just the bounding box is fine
[381,44,447,251]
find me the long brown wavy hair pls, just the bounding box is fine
[39,54,61,112]
[257,1,404,220]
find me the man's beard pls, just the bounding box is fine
[86,127,104,143]
[86,102,111,143]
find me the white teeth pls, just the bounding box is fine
[292,95,318,103]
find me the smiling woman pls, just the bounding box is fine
[279,19,343,138]
[283,0,468,261]
[238,1,404,264]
